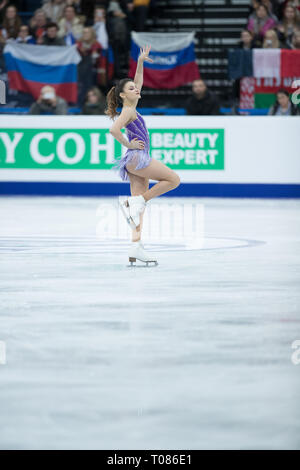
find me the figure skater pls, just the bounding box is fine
[105,44,180,266]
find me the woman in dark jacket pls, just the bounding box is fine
[81,87,106,115]
[268,89,300,115]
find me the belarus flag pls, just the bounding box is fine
[129,31,200,89]
[3,41,81,103]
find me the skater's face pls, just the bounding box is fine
[120,81,141,103]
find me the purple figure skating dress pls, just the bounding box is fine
[113,111,151,181]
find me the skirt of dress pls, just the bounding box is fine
[113,148,152,181]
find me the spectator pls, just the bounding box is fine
[77,26,105,104]
[29,9,48,43]
[0,0,8,24]
[16,24,36,44]
[247,4,277,46]
[1,4,22,40]
[77,26,103,63]
[280,0,300,18]
[291,0,300,12]
[57,4,83,45]
[268,88,300,115]
[66,0,86,25]
[0,26,5,46]
[270,0,283,19]
[126,0,134,27]
[232,30,255,104]
[124,1,135,51]
[93,5,108,49]
[107,0,128,78]
[186,79,220,115]
[276,4,300,48]
[29,85,68,115]
[263,28,281,47]
[249,0,261,15]
[41,0,66,23]
[261,0,279,21]
[42,22,66,45]
[81,86,106,114]
[66,0,82,15]
[238,29,255,49]
[133,0,150,32]
[291,28,300,47]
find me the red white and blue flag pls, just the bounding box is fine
[3,41,81,103]
[129,32,200,89]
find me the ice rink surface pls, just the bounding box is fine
[0,195,299,450]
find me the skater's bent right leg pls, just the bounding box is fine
[126,158,180,202]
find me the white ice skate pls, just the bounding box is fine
[128,241,158,267]
[119,195,146,231]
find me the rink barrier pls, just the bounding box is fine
[0,182,299,198]
[0,115,299,198]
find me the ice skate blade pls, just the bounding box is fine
[127,256,158,268]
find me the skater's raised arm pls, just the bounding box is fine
[134,44,154,92]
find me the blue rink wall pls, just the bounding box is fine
[0,115,299,198]
[1,182,300,198]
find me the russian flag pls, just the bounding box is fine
[3,41,81,103]
[129,31,200,89]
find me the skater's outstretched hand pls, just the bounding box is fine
[139,44,154,63]
[128,138,145,150]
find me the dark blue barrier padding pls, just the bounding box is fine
[0,182,299,198]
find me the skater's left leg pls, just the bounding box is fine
[126,158,180,201]
[128,172,149,241]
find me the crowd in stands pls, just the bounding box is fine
[232,0,300,115]
[238,0,300,49]
[0,0,153,112]
[0,0,299,116]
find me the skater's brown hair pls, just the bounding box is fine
[105,78,133,119]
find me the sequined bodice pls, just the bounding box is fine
[125,112,150,152]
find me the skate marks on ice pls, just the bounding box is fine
[0,235,265,255]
